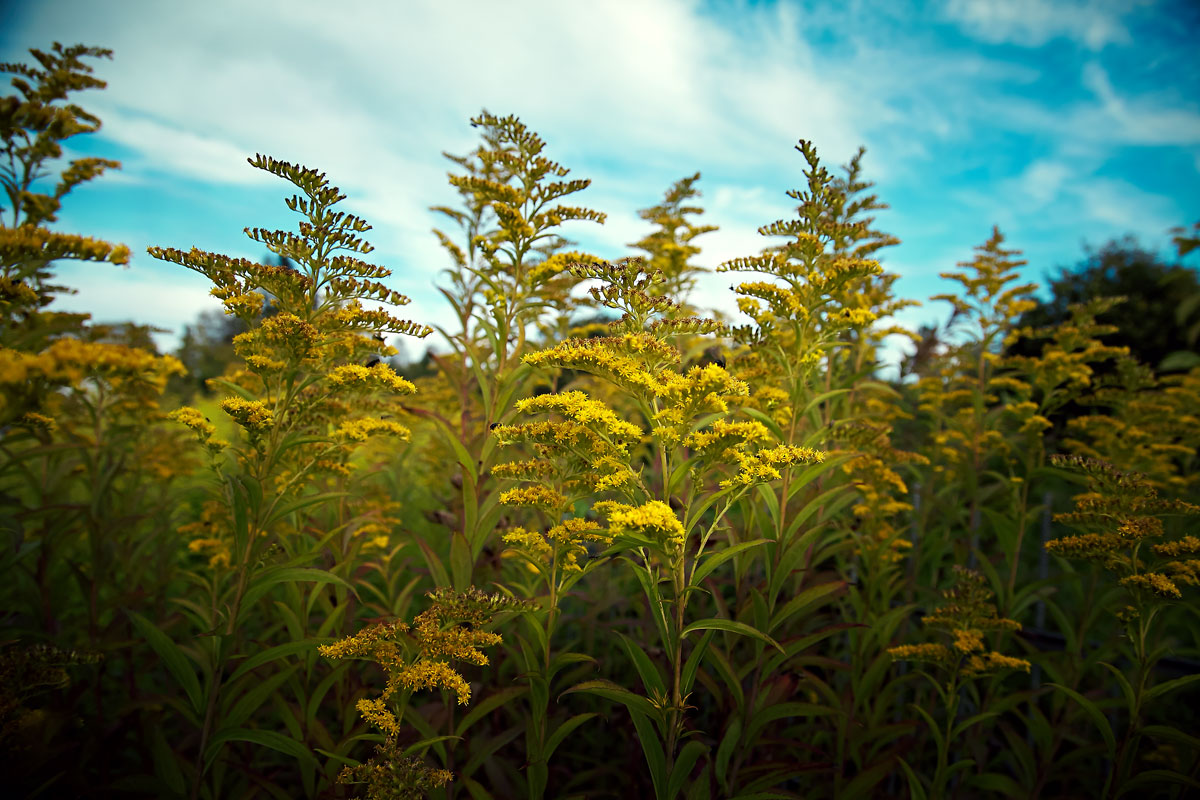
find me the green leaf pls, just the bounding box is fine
[682,618,783,653]
[229,639,322,684]
[715,718,742,786]
[668,740,708,800]
[416,537,450,587]
[455,686,526,737]
[432,416,478,484]
[1146,672,1200,701]
[690,539,768,587]
[205,727,318,771]
[264,491,348,527]
[1099,662,1136,714]
[680,629,713,697]
[560,679,658,718]
[222,665,297,730]
[402,735,462,755]
[544,713,599,762]
[242,567,355,610]
[768,581,844,632]
[630,710,668,800]
[897,757,928,800]
[1117,769,1200,795]
[1048,683,1115,756]
[617,631,667,697]
[951,710,999,740]
[128,611,202,715]
[209,378,257,401]
[968,772,1027,798]
[1141,724,1200,751]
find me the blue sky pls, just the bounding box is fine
[3,0,1198,375]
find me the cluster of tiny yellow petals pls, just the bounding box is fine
[684,419,773,455]
[355,697,400,737]
[187,537,231,569]
[952,628,984,653]
[397,660,472,705]
[16,411,56,434]
[326,363,417,395]
[220,397,274,432]
[596,500,685,549]
[169,406,216,441]
[1153,536,1200,558]
[491,459,555,480]
[515,391,642,441]
[886,643,951,664]
[499,485,566,510]
[335,417,411,442]
[1119,572,1182,599]
[961,652,1032,676]
[720,445,826,488]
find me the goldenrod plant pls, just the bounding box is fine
[1044,455,1200,798]
[149,155,430,798]
[888,566,1031,800]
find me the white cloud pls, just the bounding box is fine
[1079,61,1200,146]
[941,0,1146,50]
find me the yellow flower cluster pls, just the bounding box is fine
[514,391,642,441]
[684,419,773,457]
[885,643,952,664]
[960,652,1032,677]
[1046,456,1200,609]
[325,362,417,395]
[1119,573,1182,599]
[890,567,1030,679]
[503,518,611,574]
[498,485,567,510]
[220,397,275,433]
[320,589,529,736]
[720,445,826,488]
[168,407,227,453]
[595,500,685,550]
[523,339,662,400]
[653,363,749,444]
[335,417,412,442]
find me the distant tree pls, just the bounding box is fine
[1003,234,1200,374]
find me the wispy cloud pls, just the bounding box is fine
[941,0,1148,50]
[2,0,1195,358]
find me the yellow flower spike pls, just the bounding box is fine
[1119,573,1182,599]
[335,417,412,443]
[597,500,685,549]
[498,485,566,510]
[219,397,274,433]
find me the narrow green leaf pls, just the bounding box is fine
[432,417,478,484]
[668,740,708,800]
[630,710,668,800]
[897,757,928,800]
[205,727,318,771]
[560,679,658,718]
[690,539,768,587]
[544,713,599,762]
[128,611,202,714]
[715,718,742,787]
[242,567,354,610]
[229,639,322,684]
[617,631,667,697]
[682,618,783,653]
[1146,672,1200,701]
[1048,683,1116,756]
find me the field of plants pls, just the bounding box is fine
[2,41,1199,800]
